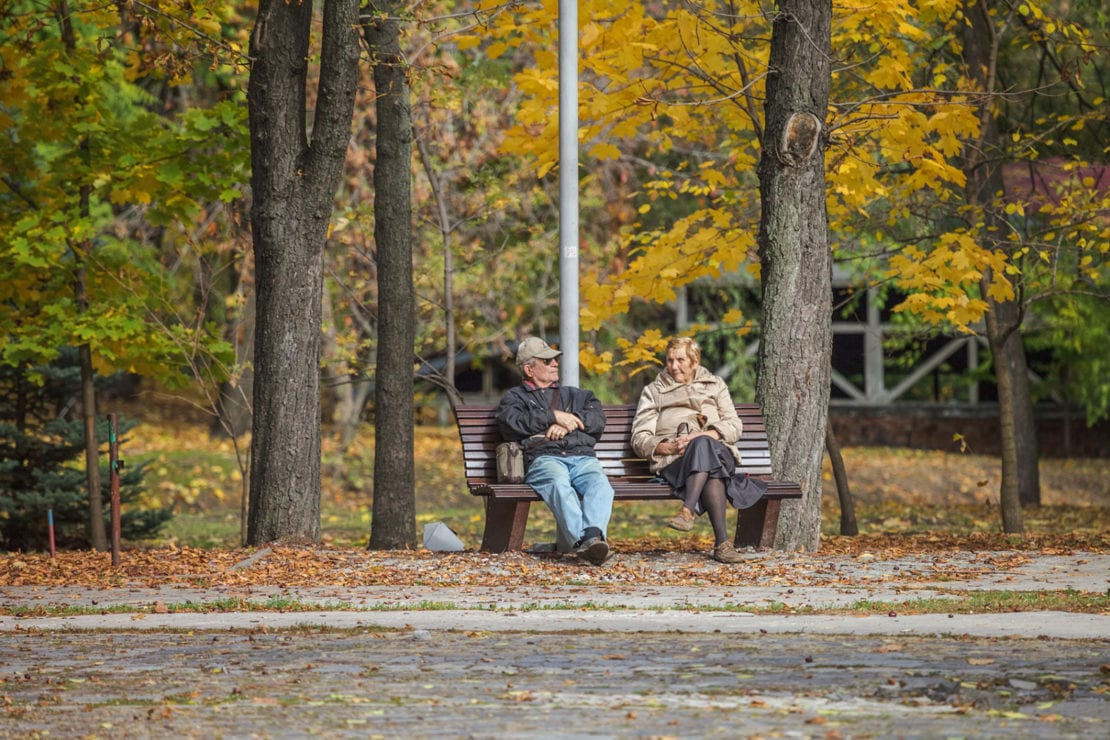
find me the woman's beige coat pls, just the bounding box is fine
[630,366,744,473]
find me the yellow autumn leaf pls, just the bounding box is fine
[588,141,622,161]
[986,276,1015,302]
[456,35,480,51]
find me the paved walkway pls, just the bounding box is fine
[3,551,1107,638]
[3,551,1107,738]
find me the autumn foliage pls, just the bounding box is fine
[463,0,1109,378]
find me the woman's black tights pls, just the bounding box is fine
[683,472,729,545]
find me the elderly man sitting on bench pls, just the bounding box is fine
[494,337,615,565]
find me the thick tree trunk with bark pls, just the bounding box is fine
[961,0,1037,530]
[366,2,417,549]
[756,0,833,552]
[245,0,361,545]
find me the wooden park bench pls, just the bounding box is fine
[454,403,803,552]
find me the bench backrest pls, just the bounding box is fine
[454,404,774,487]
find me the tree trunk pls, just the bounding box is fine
[78,341,106,551]
[755,0,833,552]
[825,422,857,536]
[982,284,1026,531]
[59,0,106,551]
[996,279,1040,507]
[961,0,1036,530]
[366,1,417,549]
[76,214,105,553]
[245,0,361,545]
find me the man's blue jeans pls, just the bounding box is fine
[526,455,614,547]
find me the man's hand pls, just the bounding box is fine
[553,410,584,431]
[545,423,566,440]
[545,411,583,440]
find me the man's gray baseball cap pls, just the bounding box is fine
[516,337,562,365]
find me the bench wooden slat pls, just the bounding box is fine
[454,403,802,552]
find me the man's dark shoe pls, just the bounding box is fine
[574,536,611,565]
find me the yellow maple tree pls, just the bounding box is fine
[466,0,1107,380]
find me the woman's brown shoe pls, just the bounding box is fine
[712,541,743,564]
[666,506,696,532]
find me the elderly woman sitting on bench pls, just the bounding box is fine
[630,337,767,564]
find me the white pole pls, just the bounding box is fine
[558,0,580,386]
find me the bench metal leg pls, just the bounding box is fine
[480,499,531,553]
[734,498,782,549]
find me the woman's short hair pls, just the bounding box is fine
[665,336,701,365]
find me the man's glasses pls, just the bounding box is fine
[536,357,558,366]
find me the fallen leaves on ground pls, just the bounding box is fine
[0,530,1104,591]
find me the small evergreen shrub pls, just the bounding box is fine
[0,352,172,551]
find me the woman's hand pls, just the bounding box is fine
[655,438,685,456]
[656,428,719,456]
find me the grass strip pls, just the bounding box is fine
[3,590,1105,617]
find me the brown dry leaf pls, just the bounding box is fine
[967,657,995,665]
[501,690,534,702]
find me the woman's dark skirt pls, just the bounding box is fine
[660,436,768,514]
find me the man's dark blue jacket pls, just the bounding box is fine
[495,383,607,467]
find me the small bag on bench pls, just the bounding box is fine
[495,441,525,483]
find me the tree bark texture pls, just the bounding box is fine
[246,0,361,544]
[366,2,417,549]
[961,0,1036,530]
[756,0,833,552]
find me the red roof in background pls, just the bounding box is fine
[1002,157,1110,213]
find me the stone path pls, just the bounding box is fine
[2,550,1107,738]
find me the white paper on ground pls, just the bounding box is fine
[422,521,464,551]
